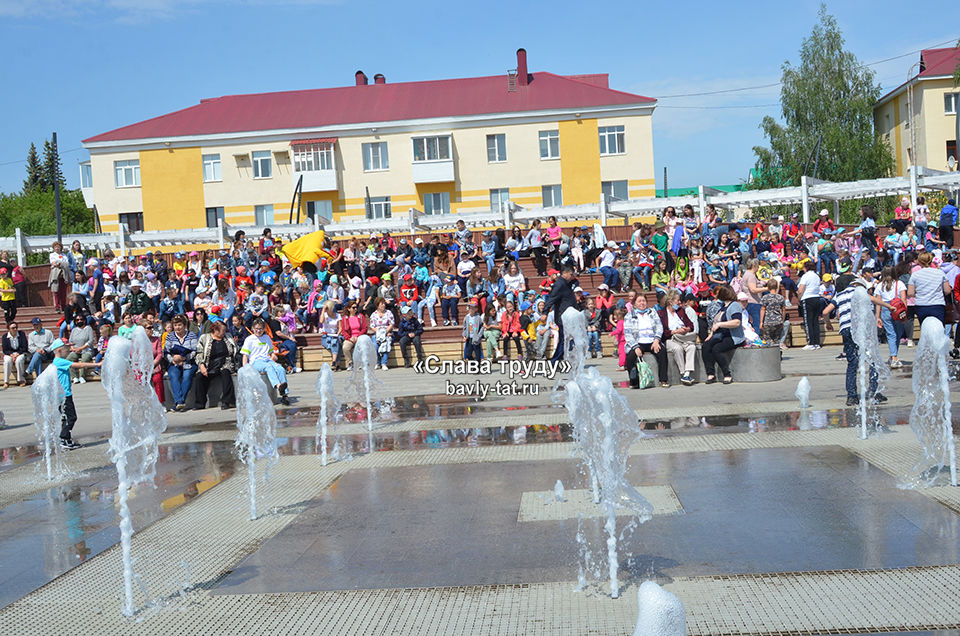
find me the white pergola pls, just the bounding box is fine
[4,166,960,268]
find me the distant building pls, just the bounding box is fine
[874,47,960,176]
[80,49,657,233]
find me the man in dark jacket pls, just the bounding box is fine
[544,264,578,362]
[2,321,29,386]
[396,305,425,367]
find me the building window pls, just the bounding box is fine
[254,204,274,226]
[542,185,562,208]
[539,130,559,159]
[601,180,628,202]
[362,142,389,171]
[118,212,144,232]
[486,134,506,162]
[423,192,450,215]
[252,151,272,179]
[367,196,391,220]
[948,141,958,166]
[306,200,333,223]
[202,154,222,182]
[293,143,334,172]
[945,93,957,115]
[79,163,93,188]
[205,206,224,228]
[113,160,140,188]
[598,125,626,155]
[490,188,510,211]
[412,135,451,162]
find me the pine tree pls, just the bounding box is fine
[23,143,43,192]
[41,137,66,191]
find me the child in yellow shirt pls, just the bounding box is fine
[0,267,16,323]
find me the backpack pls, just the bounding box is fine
[954,273,960,306]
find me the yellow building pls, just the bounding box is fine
[80,49,657,234]
[874,47,960,176]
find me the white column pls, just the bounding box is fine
[217,217,225,250]
[909,164,919,210]
[14,228,25,272]
[118,224,127,259]
[833,200,840,225]
[697,185,707,221]
[599,196,608,226]
[800,176,811,224]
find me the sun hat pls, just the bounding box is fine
[519,301,532,311]
[382,273,392,281]
[130,280,142,287]
[415,238,423,244]
[819,209,829,216]
[50,339,65,350]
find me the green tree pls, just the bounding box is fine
[41,137,66,191]
[23,143,43,192]
[751,5,894,190]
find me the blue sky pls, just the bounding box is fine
[0,0,956,195]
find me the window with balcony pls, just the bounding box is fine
[306,200,334,223]
[367,196,391,220]
[490,188,510,212]
[423,192,450,215]
[413,135,451,162]
[80,163,93,188]
[486,134,506,162]
[362,142,389,171]
[946,93,958,115]
[205,206,224,228]
[118,212,144,232]
[542,185,562,208]
[601,180,628,202]
[202,154,222,182]
[539,130,559,159]
[252,151,272,179]
[114,160,140,188]
[598,125,626,155]
[254,204,274,225]
[293,143,334,172]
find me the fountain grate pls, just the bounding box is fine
[517,485,683,522]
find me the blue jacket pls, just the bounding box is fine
[397,316,423,339]
[940,204,958,226]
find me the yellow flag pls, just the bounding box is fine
[281,229,331,267]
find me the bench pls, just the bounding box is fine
[162,371,278,410]
[640,344,782,385]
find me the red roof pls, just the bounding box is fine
[876,47,960,105]
[83,72,654,144]
[919,47,960,77]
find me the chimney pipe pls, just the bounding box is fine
[373,73,386,85]
[355,70,368,86]
[516,48,528,86]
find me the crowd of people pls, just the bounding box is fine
[2,197,958,412]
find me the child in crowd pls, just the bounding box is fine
[462,299,484,361]
[482,304,502,361]
[758,279,787,349]
[93,323,113,372]
[584,297,602,358]
[117,312,136,340]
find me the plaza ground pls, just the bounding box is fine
[0,344,958,635]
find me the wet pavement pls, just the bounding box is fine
[0,442,235,609]
[0,401,942,612]
[215,446,960,594]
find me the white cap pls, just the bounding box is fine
[574,286,584,293]
[819,209,829,216]
[606,240,617,248]
[597,283,609,290]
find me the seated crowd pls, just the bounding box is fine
[2,196,958,397]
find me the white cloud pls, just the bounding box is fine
[0,0,340,21]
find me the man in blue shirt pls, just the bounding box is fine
[940,198,958,248]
